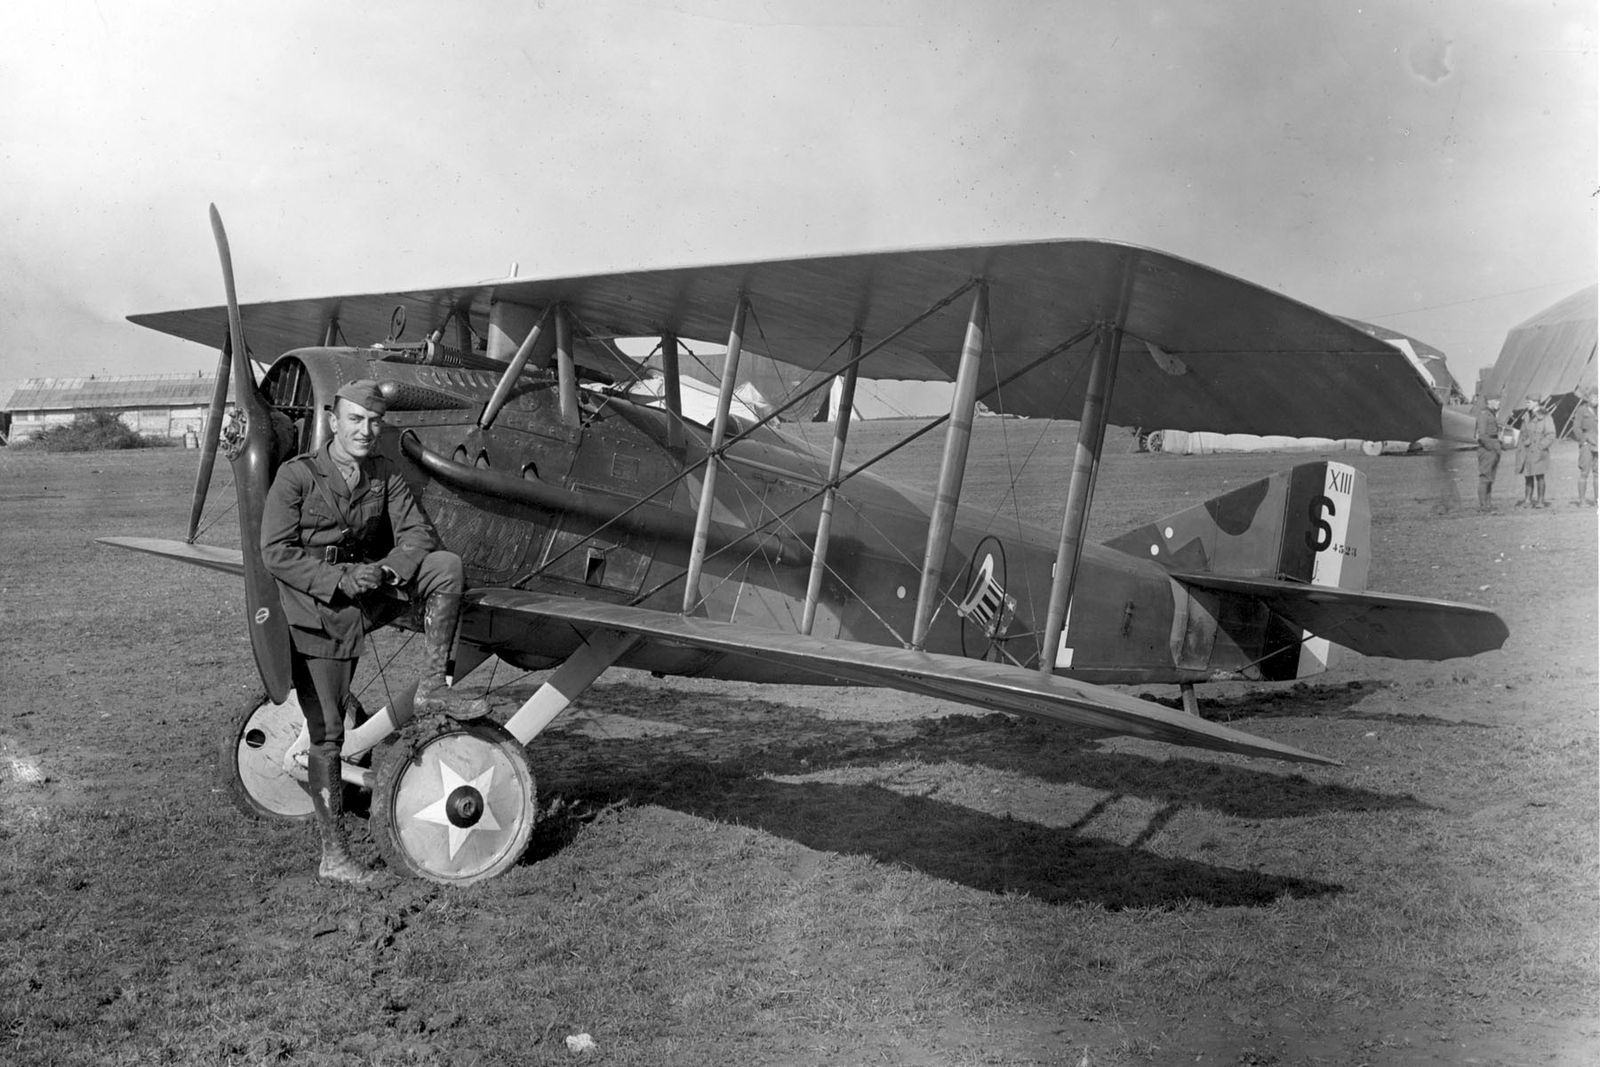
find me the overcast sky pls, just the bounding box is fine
[1,0,1594,398]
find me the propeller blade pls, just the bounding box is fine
[185,331,232,543]
[210,205,295,703]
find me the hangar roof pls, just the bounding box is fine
[1,374,231,412]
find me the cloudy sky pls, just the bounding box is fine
[1,0,1593,398]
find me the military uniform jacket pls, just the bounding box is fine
[1579,405,1598,452]
[1515,413,1556,477]
[260,443,440,658]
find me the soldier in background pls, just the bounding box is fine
[1575,387,1598,507]
[1472,393,1502,513]
[1514,394,1556,509]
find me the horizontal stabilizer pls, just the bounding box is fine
[96,537,246,577]
[1171,572,1508,660]
[471,589,1339,765]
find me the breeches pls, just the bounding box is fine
[293,654,357,747]
[411,550,465,600]
[294,550,466,744]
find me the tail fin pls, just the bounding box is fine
[1107,461,1371,679]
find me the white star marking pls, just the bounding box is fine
[413,757,502,860]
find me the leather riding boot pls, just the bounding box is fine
[307,742,373,886]
[414,591,488,720]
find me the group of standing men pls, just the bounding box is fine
[1474,387,1598,512]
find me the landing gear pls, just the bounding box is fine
[369,720,537,885]
[221,691,313,821]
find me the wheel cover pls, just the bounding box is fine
[375,723,536,884]
[226,693,312,821]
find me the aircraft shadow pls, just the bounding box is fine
[529,761,1342,910]
[1148,678,1497,728]
[526,681,1430,824]
[842,714,1431,820]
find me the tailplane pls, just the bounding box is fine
[1107,461,1374,679]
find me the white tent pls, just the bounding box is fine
[1482,285,1598,404]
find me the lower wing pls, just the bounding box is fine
[91,540,1343,764]
[1171,571,1508,660]
[97,536,246,577]
[470,589,1339,766]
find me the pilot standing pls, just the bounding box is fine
[1472,393,1502,513]
[260,379,483,885]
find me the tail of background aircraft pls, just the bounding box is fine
[1108,462,1373,680]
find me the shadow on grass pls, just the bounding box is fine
[529,763,1340,909]
[1150,678,1498,727]
[536,682,1430,822]
[510,679,1456,906]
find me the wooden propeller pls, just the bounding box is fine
[210,205,295,703]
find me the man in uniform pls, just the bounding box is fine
[1514,394,1557,508]
[260,379,483,885]
[1575,387,1598,507]
[1472,393,1502,512]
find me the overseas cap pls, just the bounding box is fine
[335,378,388,415]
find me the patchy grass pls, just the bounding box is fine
[2,435,1597,1065]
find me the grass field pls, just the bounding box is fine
[1,423,1596,1066]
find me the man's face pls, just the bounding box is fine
[329,398,383,460]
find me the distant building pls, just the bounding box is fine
[0,373,232,443]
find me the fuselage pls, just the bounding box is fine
[260,346,1278,688]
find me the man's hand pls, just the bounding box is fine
[337,563,386,597]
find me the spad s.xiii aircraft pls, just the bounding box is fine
[101,208,1508,885]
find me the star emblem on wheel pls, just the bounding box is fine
[412,758,502,859]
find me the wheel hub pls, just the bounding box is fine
[446,785,484,827]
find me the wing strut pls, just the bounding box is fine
[800,338,862,634]
[682,297,749,613]
[186,331,233,542]
[1039,321,1125,674]
[554,305,580,427]
[661,332,685,450]
[503,629,641,745]
[911,285,989,649]
[479,304,552,430]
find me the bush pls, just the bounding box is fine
[28,410,173,452]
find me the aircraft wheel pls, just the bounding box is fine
[369,720,537,885]
[1146,430,1164,454]
[221,691,313,822]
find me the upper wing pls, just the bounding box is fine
[97,536,245,577]
[470,589,1338,766]
[1171,571,1509,660]
[129,239,1440,441]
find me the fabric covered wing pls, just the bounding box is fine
[97,536,246,577]
[470,589,1337,765]
[129,239,1440,441]
[1171,571,1509,660]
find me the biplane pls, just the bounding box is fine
[100,208,1508,885]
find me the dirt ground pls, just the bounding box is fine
[1,428,1596,1066]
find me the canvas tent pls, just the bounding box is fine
[1482,284,1598,406]
[1154,320,1458,455]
